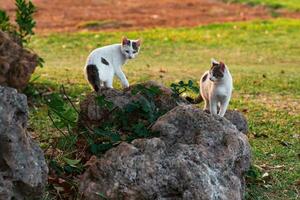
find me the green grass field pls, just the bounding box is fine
[226,0,300,11]
[28,18,300,199]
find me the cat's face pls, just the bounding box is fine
[209,59,225,82]
[121,37,141,59]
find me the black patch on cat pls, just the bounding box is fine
[212,62,219,67]
[211,65,224,78]
[101,57,109,66]
[86,64,100,92]
[123,40,131,46]
[202,73,208,82]
[132,42,139,51]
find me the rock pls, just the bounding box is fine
[79,105,251,200]
[0,86,48,199]
[137,81,188,112]
[224,110,248,134]
[0,31,38,91]
[78,81,188,129]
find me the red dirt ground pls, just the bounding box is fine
[1,0,299,33]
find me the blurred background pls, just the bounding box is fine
[2,0,298,33]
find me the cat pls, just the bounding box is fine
[84,37,141,91]
[200,59,233,117]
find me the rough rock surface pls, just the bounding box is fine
[79,105,251,200]
[0,31,38,91]
[78,81,188,129]
[0,86,48,199]
[224,110,248,134]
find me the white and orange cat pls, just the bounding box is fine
[84,37,141,91]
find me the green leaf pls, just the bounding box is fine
[63,157,81,167]
[170,80,199,96]
[191,86,200,93]
[246,165,262,180]
[94,129,121,143]
[49,160,64,175]
[63,164,83,174]
[170,83,176,88]
[95,95,114,110]
[132,123,150,137]
[96,192,108,200]
[46,92,77,130]
[149,85,162,95]
[37,56,45,68]
[90,143,113,154]
[124,101,139,113]
[140,99,152,113]
[0,10,11,32]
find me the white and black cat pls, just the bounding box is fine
[84,37,141,91]
[200,59,233,117]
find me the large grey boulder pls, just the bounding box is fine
[0,31,38,91]
[0,86,48,199]
[79,105,251,200]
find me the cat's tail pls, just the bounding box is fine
[185,94,203,104]
[86,64,100,92]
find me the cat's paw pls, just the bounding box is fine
[123,86,131,92]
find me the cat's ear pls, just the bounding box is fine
[211,58,219,66]
[122,37,129,45]
[136,39,141,47]
[220,62,225,72]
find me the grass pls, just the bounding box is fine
[28,18,300,199]
[225,0,300,11]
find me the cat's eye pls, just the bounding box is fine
[133,50,137,53]
[125,50,130,53]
